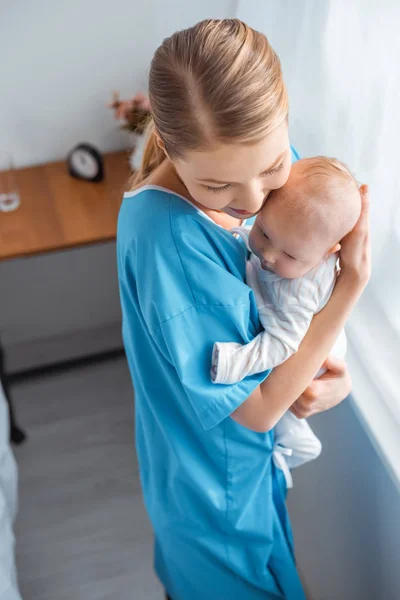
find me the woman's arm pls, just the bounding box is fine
[232,186,370,432]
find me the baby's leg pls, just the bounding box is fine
[274,330,347,477]
[274,411,322,470]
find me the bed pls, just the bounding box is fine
[0,383,22,600]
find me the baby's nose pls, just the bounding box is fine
[263,248,278,264]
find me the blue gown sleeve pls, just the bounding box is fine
[158,302,269,430]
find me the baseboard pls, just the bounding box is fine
[4,322,123,374]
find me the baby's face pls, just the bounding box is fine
[248,200,329,279]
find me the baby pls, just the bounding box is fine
[211,157,362,486]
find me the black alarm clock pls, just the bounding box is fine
[67,143,104,182]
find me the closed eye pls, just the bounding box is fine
[205,183,231,193]
[263,161,284,177]
[205,160,284,191]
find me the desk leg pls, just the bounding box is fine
[0,345,26,445]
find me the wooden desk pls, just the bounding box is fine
[0,150,131,444]
[0,151,131,261]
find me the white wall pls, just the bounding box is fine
[0,0,234,168]
[0,1,234,369]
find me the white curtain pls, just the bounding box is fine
[237,0,400,420]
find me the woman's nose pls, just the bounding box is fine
[241,183,265,214]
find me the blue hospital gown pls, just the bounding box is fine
[117,148,305,600]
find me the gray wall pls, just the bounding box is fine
[289,399,400,600]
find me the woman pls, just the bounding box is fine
[117,19,370,600]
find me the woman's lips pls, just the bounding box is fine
[231,208,253,216]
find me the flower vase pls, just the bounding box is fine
[129,132,146,171]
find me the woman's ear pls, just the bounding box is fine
[154,132,170,158]
[155,132,165,151]
[327,243,341,255]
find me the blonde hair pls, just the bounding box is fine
[131,19,288,187]
[300,156,358,187]
[266,156,361,247]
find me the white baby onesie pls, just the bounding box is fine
[211,226,347,487]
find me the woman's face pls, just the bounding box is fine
[172,122,291,218]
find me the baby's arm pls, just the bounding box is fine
[211,257,337,385]
[211,298,317,384]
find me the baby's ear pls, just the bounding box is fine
[327,243,341,255]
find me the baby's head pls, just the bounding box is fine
[248,157,362,278]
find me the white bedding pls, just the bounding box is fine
[0,383,22,600]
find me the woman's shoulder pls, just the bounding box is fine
[117,185,251,317]
[118,185,174,242]
[120,184,199,229]
[118,184,227,257]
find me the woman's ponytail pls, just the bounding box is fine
[130,118,165,187]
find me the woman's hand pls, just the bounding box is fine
[290,355,352,419]
[339,184,371,288]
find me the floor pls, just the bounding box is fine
[12,355,163,600]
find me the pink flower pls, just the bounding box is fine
[108,91,151,134]
[108,91,151,120]
[132,92,151,112]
